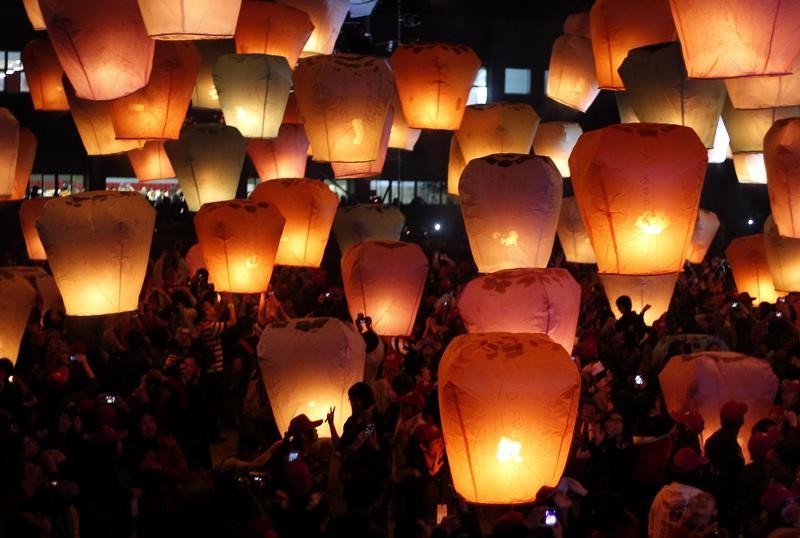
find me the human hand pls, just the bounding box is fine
[326,407,335,426]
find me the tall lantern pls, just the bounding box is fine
[111,42,200,140]
[589,0,676,90]
[127,142,176,182]
[558,197,596,264]
[0,271,36,364]
[458,269,580,352]
[390,43,481,130]
[235,2,314,68]
[191,40,235,110]
[0,109,19,197]
[733,153,767,185]
[164,124,246,211]
[439,333,580,505]
[21,39,69,111]
[533,122,582,178]
[726,234,785,304]
[685,209,720,264]
[447,136,467,196]
[39,0,155,101]
[766,118,800,238]
[725,69,800,110]
[331,109,393,179]
[23,0,46,30]
[36,192,155,316]
[277,0,349,57]
[333,204,404,254]
[600,272,678,326]
[388,93,422,151]
[5,128,37,201]
[65,85,143,156]
[669,0,800,79]
[19,197,51,261]
[213,54,292,139]
[341,240,428,336]
[618,43,726,149]
[764,215,800,292]
[137,0,242,40]
[723,100,799,154]
[194,200,285,293]
[293,54,394,162]
[257,317,365,436]
[546,32,600,113]
[185,243,209,281]
[249,179,338,267]
[569,123,707,275]
[460,154,562,273]
[707,118,730,165]
[247,125,309,181]
[2,266,62,320]
[455,103,540,164]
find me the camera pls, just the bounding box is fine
[731,301,738,308]
[544,509,558,527]
[634,374,645,387]
[105,394,117,405]
[288,450,300,462]
[69,355,77,362]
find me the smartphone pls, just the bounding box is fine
[634,374,645,386]
[544,509,558,527]
[288,450,300,462]
[8,375,13,383]
[325,291,331,298]
[69,355,77,362]
[777,312,783,318]
[365,423,376,435]
[436,503,448,525]
[731,301,739,308]
[105,394,117,404]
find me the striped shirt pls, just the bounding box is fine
[197,321,226,374]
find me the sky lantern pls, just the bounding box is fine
[455,103,540,164]
[390,43,481,130]
[733,152,767,185]
[458,268,580,352]
[341,240,428,336]
[685,209,720,264]
[164,124,246,211]
[111,42,200,140]
[723,99,799,154]
[439,333,580,505]
[447,135,467,196]
[669,0,800,79]
[0,271,36,364]
[569,123,707,275]
[707,118,730,164]
[546,32,600,113]
[277,0,349,57]
[247,125,309,181]
[600,272,678,326]
[331,108,393,179]
[615,91,639,123]
[194,200,285,293]
[558,196,596,264]
[589,0,676,90]
[618,43,726,149]
[333,204,404,254]
[257,317,365,436]
[2,266,62,320]
[4,128,37,201]
[19,197,50,261]
[725,69,800,110]
[39,0,155,101]
[766,118,800,238]
[293,54,394,162]
[185,243,209,280]
[127,141,175,182]
[0,109,19,197]
[137,0,242,40]
[65,85,143,156]
[764,215,800,292]
[36,192,155,316]
[21,39,69,111]
[533,122,582,177]
[235,1,314,68]
[388,93,422,151]
[460,154,562,273]
[726,234,785,304]
[249,179,338,267]
[192,40,235,110]
[23,0,46,30]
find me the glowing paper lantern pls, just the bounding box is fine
[213,54,292,139]
[532,122,582,178]
[733,152,767,185]
[127,142,175,182]
[725,69,800,109]
[235,2,313,68]
[388,93,422,151]
[341,240,428,336]
[458,268,580,352]
[685,209,720,264]
[616,91,640,123]
[333,204,404,254]
[439,333,580,505]
[618,43,726,148]
[293,54,394,162]
[599,272,678,326]
[257,317,365,436]
[164,124,246,211]
[192,40,235,110]
[723,100,799,154]
[707,118,730,164]
[185,243,209,280]
[19,197,50,261]
[726,234,785,304]
[247,125,309,181]
[0,271,36,364]
[766,118,800,237]
[564,12,591,38]
[447,135,467,196]
[21,39,69,111]
[249,179,338,267]
[546,34,600,113]
[23,0,46,30]
[65,86,143,156]
[390,43,481,130]
[194,200,285,293]
[137,0,242,40]
[2,266,62,319]
[331,108,393,179]
[36,192,155,316]
[589,0,676,90]
[764,215,800,292]
[557,197,596,264]
[669,0,800,79]
[277,0,349,57]
[455,103,540,164]
[39,0,155,101]
[0,109,19,197]
[5,128,37,201]
[569,123,707,275]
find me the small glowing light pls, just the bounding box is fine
[208,87,219,100]
[747,218,754,226]
[635,212,669,235]
[308,400,316,408]
[434,223,441,231]
[245,255,259,268]
[496,436,523,464]
[493,230,519,247]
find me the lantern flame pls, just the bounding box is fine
[635,212,669,235]
[496,436,523,464]
[493,230,519,247]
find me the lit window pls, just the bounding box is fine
[467,67,488,105]
[504,68,531,95]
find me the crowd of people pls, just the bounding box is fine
[2,207,800,538]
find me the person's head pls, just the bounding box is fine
[347,382,375,415]
[137,413,158,440]
[781,379,800,408]
[615,295,632,315]
[287,414,322,448]
[686,492,716,529]
[197,300,216,322]
[397,390,425,420]
[719,400,748,429]
[0,358,13,382]
[766,442,800,482]
[603,410,625,439]
[179,356,200,382]
[672,447,708,475]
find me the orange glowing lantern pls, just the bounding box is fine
[137,0,242,40]
[0,271,36,364]
[127,141,175,182]
[165,124,246,211]
[21,39,69,111]
[458,268,580,352]
[40,0,155,101]
[723,99,799,154]
[669,0,800,79]
[725,69,800,110]
[533,122,582,178]
[0,109,19,197]
[19,197,50,261]
[388,93,422,151]
[333,204,404,254]
[558,196,596,264]
[726,234,785,304]
[235,1,314,68]
[66,85,143,156]
[331,108,393,179]
[247,125,309,181]
[455,103,540,164]
[733,152,767,185]
[249,179,338,267]
[439,332,580,504]
[766,118,800,238]
[564,11,591,38]
[569,123,707,275]
[546,33,600,113]
[23,0,46,30]
[707,118,730,164]
[460,154,562,273]
[764,215,800,292]
[390,43,481,130]
[194,200,285,293]
[341,240,428,336]
[192,40,235,110]
[2,266,62,320]
[36,192,155,316]
[685,209,720,264]
[185,243,210,281]
[6,128,37,201]
[600,272,678,326]
[447,135,467,196]
[277,0,349,57]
